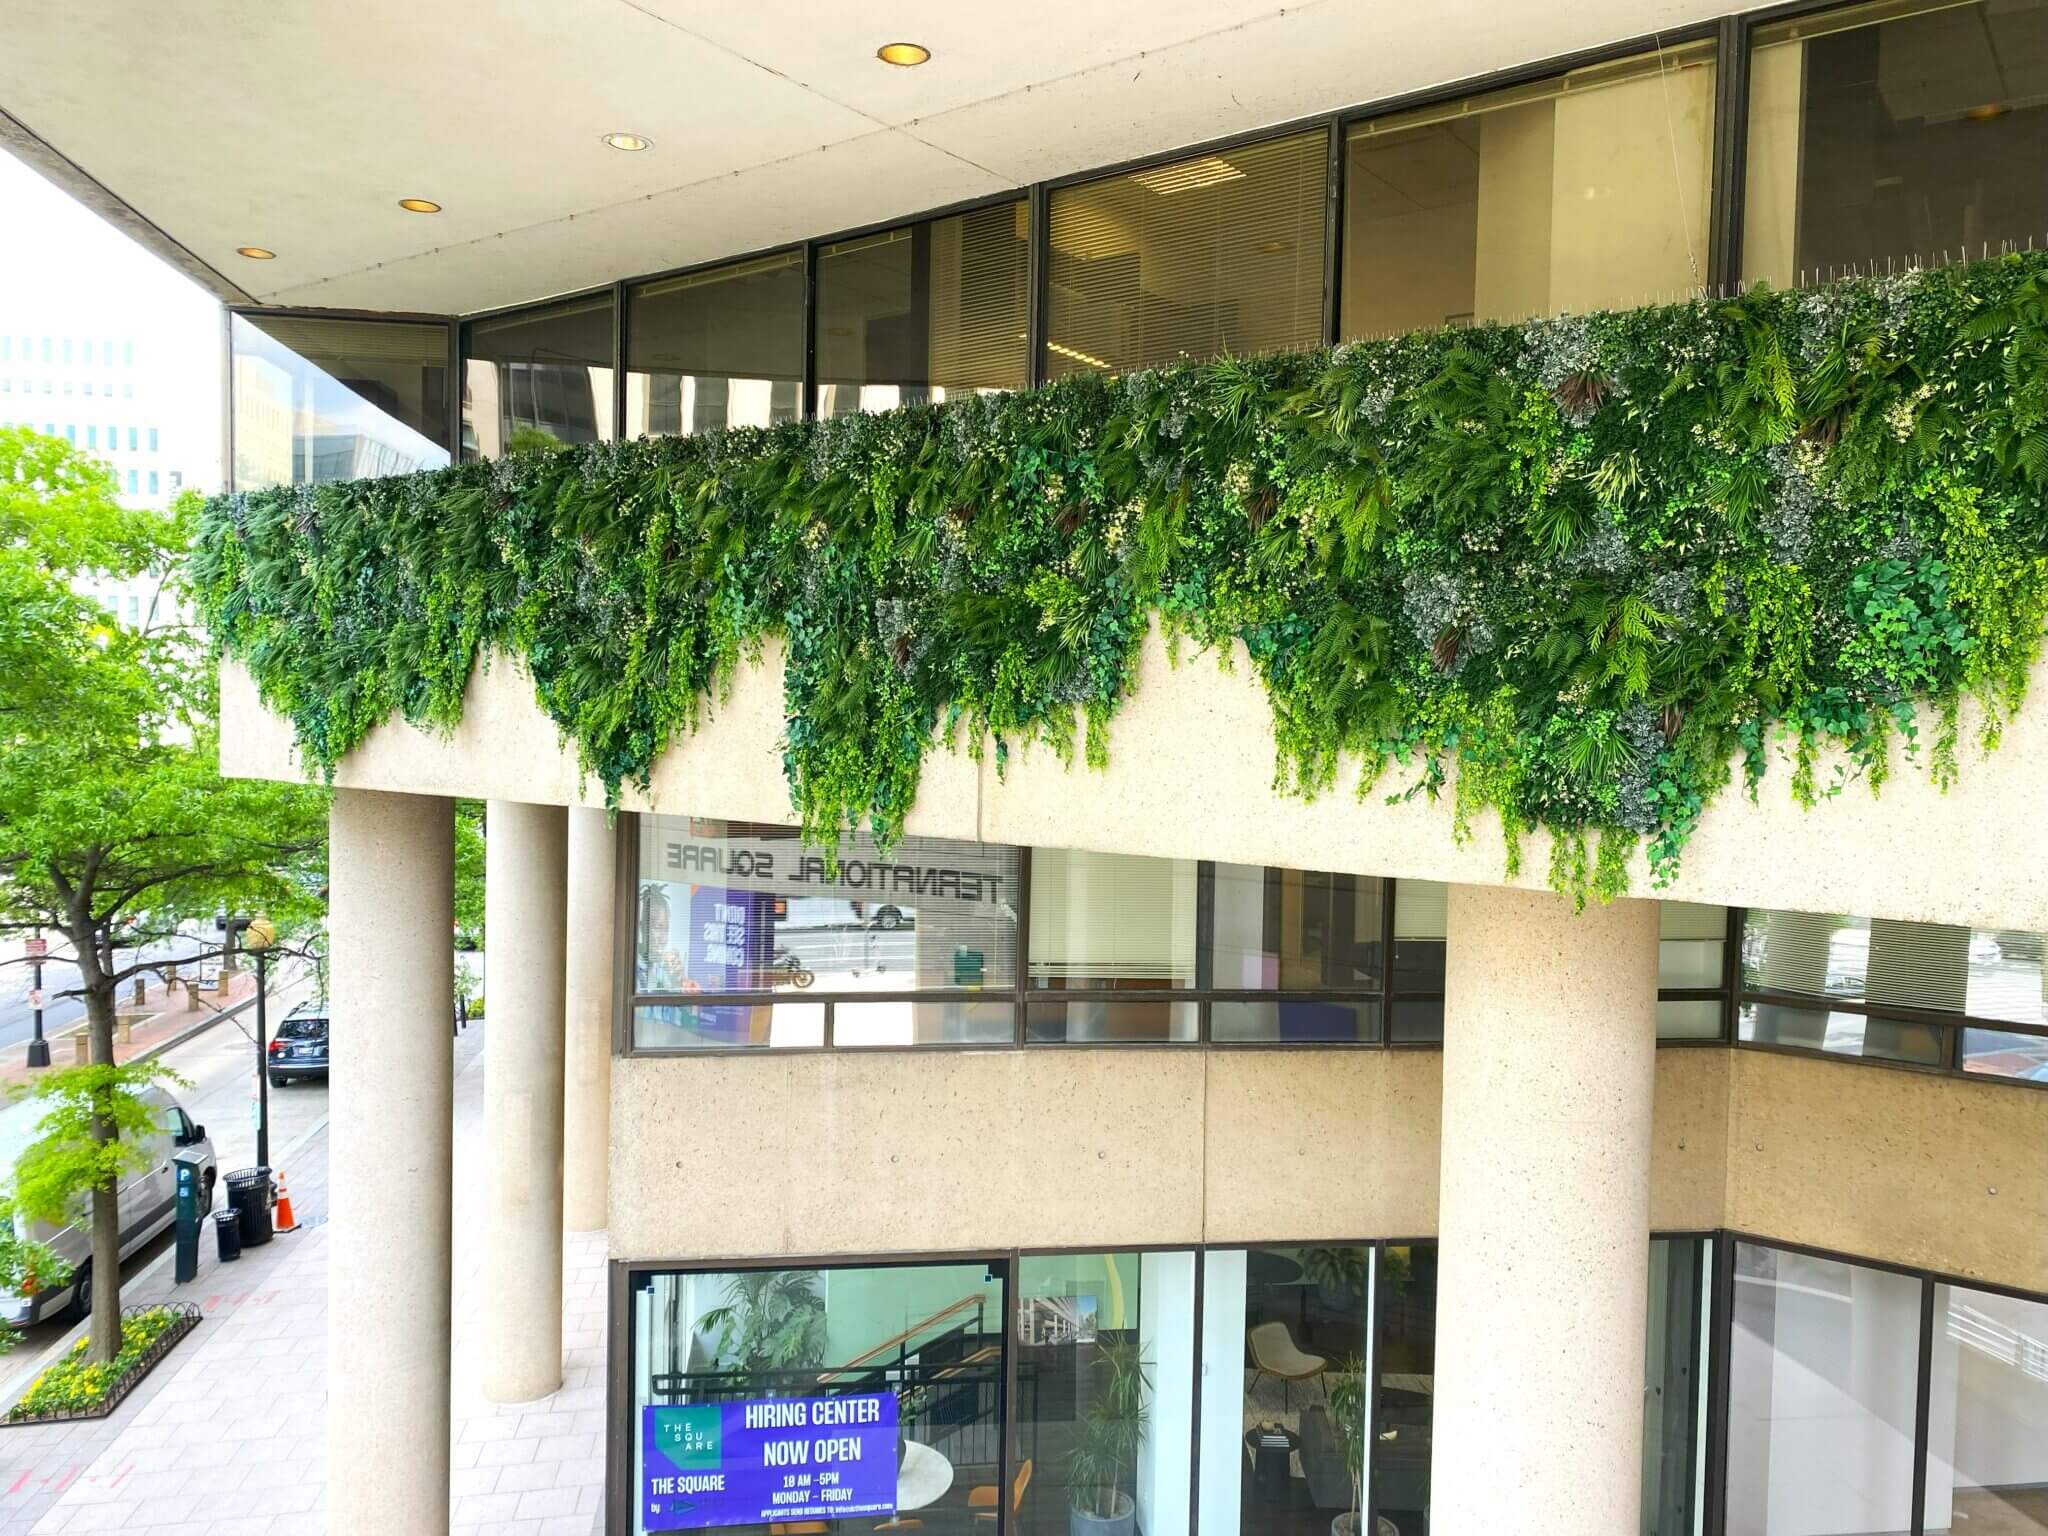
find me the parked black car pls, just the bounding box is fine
[267,1003,329,1086]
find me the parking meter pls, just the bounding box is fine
[174,1163,200,1284]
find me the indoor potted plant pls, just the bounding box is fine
[1326,1357,1367,1536]
[1067,1335,1150,1536]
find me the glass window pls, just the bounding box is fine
[1046,130,1328,378]
[631,1260,1008,1535]
[1026,998,1199,1044]
[816,201,1029,417]
[1211,999,1378,1044]
[1644,1237,1711,1536]
[633,814,1019,1048]
[1744,0,2048,290]
[1660,901,1728,1040]
[1029,849,1196,992]
[625,252,803,438]
[631,1001,825,1051]
[146,427,157,452]
[462,293,615,458]
[1738,1000,1944,1065]
[1342,44,1716,338]
[1210,864,1383,992]
[1923,1283,2048,1535]
[1013,1250,1197,1536]
[1725,1243,1921,1536]
[1200,1246,1370,1536]
[1371,1243,1436,1532]
[229,313,451,490]
[1959,1026,2048,1084]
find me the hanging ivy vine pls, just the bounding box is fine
[193,256,2048,902]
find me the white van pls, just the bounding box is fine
[0,1086,217,1327]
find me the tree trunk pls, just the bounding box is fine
[70,911,124,1365]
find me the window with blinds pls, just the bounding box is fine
[1658,901,1728,1040]
[1028,849,1198,989]
[815,201,1029,418]
[625,251,802,438]
[1045,129,1329,378]
[229,313,451,490]
[462,292,616,458]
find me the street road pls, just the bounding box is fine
[1,970,325,1362]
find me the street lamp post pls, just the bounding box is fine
[25,928,49,1069]
[227,915,279,1168]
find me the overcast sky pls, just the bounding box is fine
[0,148,222,494]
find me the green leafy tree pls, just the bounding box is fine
[455,798,486,950]
[0,428,326,1362]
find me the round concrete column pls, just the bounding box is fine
[482,799,569,1402]
[327,790,454,1536]
[562,807,614,1232]
[1429,883,1660,1533]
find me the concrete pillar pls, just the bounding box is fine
[328,790,454,1536]
[563,807,615,1231]
[1429,883,1660,1533]
[482,800,569,1402]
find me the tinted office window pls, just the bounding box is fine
[815,201,1029,417]
[229,313,452,490]
[1027,849,1198,1042]
[1390,879,1448,1042]
[1659,901,1728,1040]
[1013,1251,1197,1536]
[1372,1244,1437,1532]
[1046,130,1328,378]
[1741,908,2048,1074]
[1199,1246,1369,1535]
[1923,1284,2048,1534]
[1342,43,1717,338]
[1643,1237,1711,1536]
[462,293,615,459]
[1745,0,2048,289]
[1725,1242,1921,1536]
[625,251,802,438]
[634,813,1019,1050]
[630,1260,1008,1536]
[1210,864,1384,1043]
[147,427,157,452]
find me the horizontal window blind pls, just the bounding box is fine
[1046,129,1328,378]
[1745,908,2046,1025]
[239,315,448,367]
[1029,849,1197,986]
[1394,880,1448,941]
[627,251,803,380]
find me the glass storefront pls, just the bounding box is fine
[626,253,803,438]
[462,292,616,458]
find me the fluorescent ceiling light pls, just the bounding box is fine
[1131,156,1244,195]
[1047,340,1111,371]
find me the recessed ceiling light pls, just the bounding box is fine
[236,247,276,260]
[398,198,442,214]
[602,132,653,152]
[877,41,931,67]
[1965,103,2010,122]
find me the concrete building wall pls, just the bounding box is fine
[221,626,2048,934]
[607,1041,2048,1294]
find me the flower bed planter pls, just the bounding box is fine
[4,1303,202,1424]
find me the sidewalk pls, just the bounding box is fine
[0,1019,611,1535]
[0,970,270,1094]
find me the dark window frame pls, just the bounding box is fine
[617,811,1445,1054]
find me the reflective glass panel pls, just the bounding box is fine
[1745,0,2048,289]
[1372,1244,1436,1532]
[816,202,1028,417]
[1725,1243,1920,1536]
[1209,864,1384,991]
[631,1001,824,1051]
[1199,1247,1370,1535]
[1012,1251,1197,1535]
[1923,1283,2048,1534]
[1029,849,1197,990]
[1047,130,1328,377]
[1661,901,1728,989]
[1342,44,1717,337]
[462,293,615,458]
[1738,1001,1943,1066]
[636,814,1019,998]
[1644,1237,1711,1536]
[229,313,450,488]
[1657,998,1726,1041]
[630,1260,1007,1535]
[1392,880,1447,996]
[1212,999,1379,1044]
[834,1000,1014,1048]
[625,251,803,437]
[1025,999,1199,1044]
[1958,1027,2048,1083]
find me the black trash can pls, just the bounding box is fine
[225,1167,274,1249]
[213,1207,243,1262]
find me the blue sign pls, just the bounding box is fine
[642,1392,899,1531]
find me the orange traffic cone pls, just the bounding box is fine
[272,1169,299,1233]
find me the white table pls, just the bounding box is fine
[897,1440,955,1512]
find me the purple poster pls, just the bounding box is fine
[642,1392,899,1531]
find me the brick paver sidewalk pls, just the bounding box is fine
[0,1019,610,1536]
